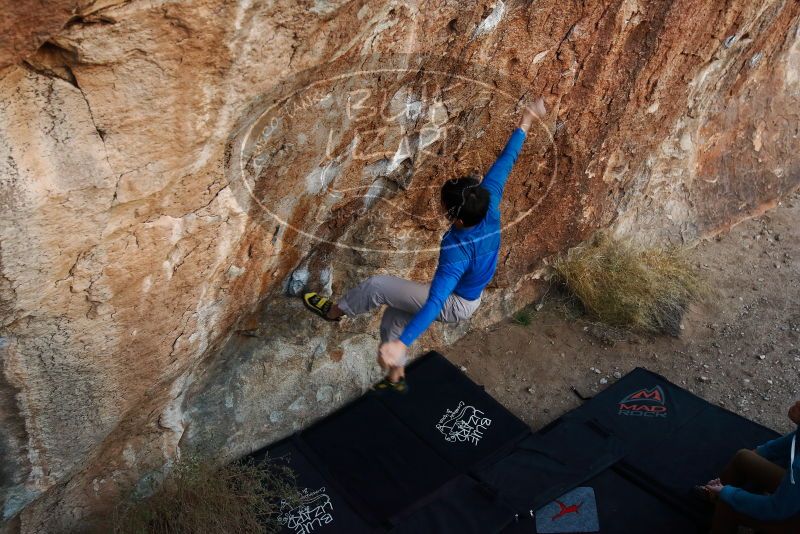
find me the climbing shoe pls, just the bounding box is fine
[302,292,341,321]
[372,377,408,393]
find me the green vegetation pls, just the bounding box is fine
[552,232,706,336]
[513,308,534,326]
[113,455,299,534]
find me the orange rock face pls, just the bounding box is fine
[0,0,79,70]
[0,0,798,530]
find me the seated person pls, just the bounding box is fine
[698,400,800,533]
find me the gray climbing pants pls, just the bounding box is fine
[337,275,481,360]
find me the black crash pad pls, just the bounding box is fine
[616,403,779,520]
[495,367,780,533]
[565,367,779,520]
[579,469,701,534]
[565,367,709,449]
[299,394,459,525]
[502,468,700,534]
[250,440,372,534]
[248,356,781,534]
[376,351,529,472]
[390,475,516,534]
[476,418,625,514]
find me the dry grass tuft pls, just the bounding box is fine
[552,233,706,336]
[113,455,299,534]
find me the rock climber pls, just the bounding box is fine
[302,97,547,392]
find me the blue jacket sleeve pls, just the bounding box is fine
[480,127,527,215]
[719,474,800,522]
[757,433,794,467]
[398,254,469,346]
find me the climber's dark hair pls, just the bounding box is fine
[440,176,490,227]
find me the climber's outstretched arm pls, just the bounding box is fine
[480,98,547,205]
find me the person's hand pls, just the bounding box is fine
[704,480,724,496]
[519,97,547,133]
[788,400,800,425]
[378,340,407,368]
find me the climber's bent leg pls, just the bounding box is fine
[372,284,483,347]
[338,275,430,316]
[338,275,481,390]
[376,292,482,383]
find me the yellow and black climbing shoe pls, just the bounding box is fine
[303,292,341,321]
[372,377,408,393]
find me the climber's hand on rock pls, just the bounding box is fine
[378,340,407,369]
[519,97,547,133]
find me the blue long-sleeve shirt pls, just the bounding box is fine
[398,127,527,346]
[719,429,800,522]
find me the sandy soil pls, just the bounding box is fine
[447,190,800,436]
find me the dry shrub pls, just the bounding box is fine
[552,233,706,335]
[113,455,299,534]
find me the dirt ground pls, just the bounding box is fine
[447,190,800,436]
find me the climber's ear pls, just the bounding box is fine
[440,199,452,220]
